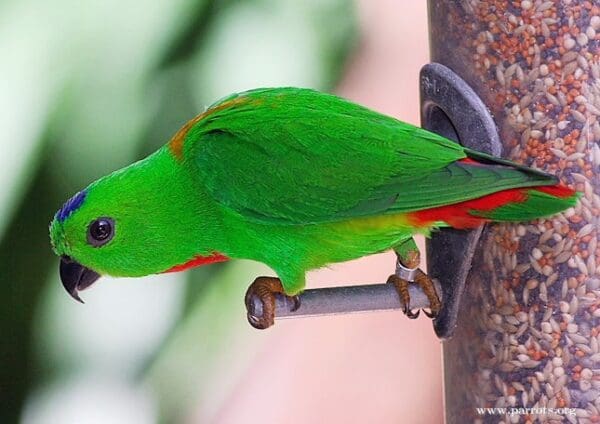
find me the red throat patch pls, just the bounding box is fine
[163,253,229,273]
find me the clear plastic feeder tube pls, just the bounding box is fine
[427,1,600,423]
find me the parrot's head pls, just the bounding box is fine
[50,147,225,302]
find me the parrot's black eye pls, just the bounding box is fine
[87,217,115,247]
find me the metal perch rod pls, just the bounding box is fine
[249,281,442,320]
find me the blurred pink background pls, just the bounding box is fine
[210,2,444,423]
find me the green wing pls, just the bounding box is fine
[189,88,554,224]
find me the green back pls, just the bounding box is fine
[186,87,555,224]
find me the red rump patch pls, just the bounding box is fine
[163,253,229,273]
[407,188,530,229]
[407,183,576,230]
[535,184,576,198]
[458,157,480,165]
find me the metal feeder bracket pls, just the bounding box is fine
[421,63,502,339]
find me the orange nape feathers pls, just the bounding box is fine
[407,184,577,230]
[168,95,262,160]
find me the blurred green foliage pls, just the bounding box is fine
[0,0,356,422]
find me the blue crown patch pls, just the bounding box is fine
[56,190,87,222]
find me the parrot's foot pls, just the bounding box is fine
[387,274,420,319]
[387,269,441,319]
[414,269,441,318]
[245,277,300,329]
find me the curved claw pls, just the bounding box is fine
[389,274,421,320]
[405,307,421,319]
[244,278,279,330]
[247,310,272,330]
[423,308,437,319]
[245,291,275,329]
[289,295,301,312]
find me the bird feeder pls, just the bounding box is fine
[427,1,600,422]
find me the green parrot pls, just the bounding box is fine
[50,87,578,328]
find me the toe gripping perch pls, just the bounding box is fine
[245,64,502,339]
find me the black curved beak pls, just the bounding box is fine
[59,255,100,303]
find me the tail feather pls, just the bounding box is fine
[406,149,579,229]
[471,185,579,223]
[408,184,579,230]
[464,148,559,183]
